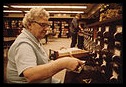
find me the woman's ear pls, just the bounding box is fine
[28,23,32,29]
[28,22,32,27]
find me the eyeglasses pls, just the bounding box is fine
[32,21,50,28]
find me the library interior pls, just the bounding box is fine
[3,3,123,84]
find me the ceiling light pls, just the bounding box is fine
[11,5,87,9]
[25,11,84,13]
[3,5,9,8]
[3,10,84,13]
[48,11,84,13]
[3,10,23,13]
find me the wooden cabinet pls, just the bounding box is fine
[64,16,123,84]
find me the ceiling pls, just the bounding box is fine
[3,3,103,19]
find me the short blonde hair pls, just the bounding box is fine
[22,7,49,29]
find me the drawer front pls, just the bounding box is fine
[64,70,107,83]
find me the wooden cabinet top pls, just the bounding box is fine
[87,16,122,27]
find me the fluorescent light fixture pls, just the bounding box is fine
[4,10,84,13]
[25,11,84,13]
[48,11,84,13]
[3,10,23,12]
[3,5,9,8]
[11,5,87,9]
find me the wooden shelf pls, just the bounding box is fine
[87,16,122,27]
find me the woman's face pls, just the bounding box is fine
[29,18,50,40]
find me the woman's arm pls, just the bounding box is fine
[23,57,84,83]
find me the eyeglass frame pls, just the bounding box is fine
[31,21,50,28]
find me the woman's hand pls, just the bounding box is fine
[56,57,84,71]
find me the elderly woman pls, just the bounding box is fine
[6,7,84,83]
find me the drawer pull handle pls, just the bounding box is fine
[82,79,92,84]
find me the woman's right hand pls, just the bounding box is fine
[57,57,84,71]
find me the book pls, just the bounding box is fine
[53,48,90,59]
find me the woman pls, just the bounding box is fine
[6,7,84,83]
